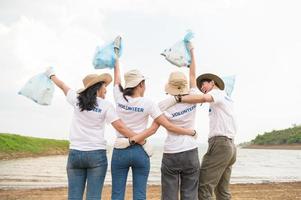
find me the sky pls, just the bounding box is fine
[0,0,301,145]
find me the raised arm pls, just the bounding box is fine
[114,58,121,86]
[155,114,195,136]
[189,45,196,88]
[50,75,70,96]
[113,36,122,86]
[45,67,70,96]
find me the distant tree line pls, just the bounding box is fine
[252,125,301,145]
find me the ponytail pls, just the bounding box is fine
[118,80,145,102]
[118,84,134,102]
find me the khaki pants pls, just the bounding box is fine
[198,136,237,200]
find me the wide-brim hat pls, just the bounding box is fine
[124,69,146,89]
[165,71,189,95]
[77,73,112,93]
[196,73,225,91]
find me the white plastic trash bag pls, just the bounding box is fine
[222,75,236,97]
[18,73,55,105]
[93,39,123,69]
[161,31,194,68]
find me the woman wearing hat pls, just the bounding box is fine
[159,45,200,200]
[111,55,197,199]
[45,68,154,200]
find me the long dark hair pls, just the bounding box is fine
[77,81,105,111]
[118,80,144,102]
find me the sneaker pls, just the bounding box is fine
[113,36,122,57]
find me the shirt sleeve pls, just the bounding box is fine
[163,111,173,120]
[208,89,224,104]
[105,102,120,124]
[158,96,177,112]
[113,85,123,103]
[66,89,78,106]
[189,87,199,95]
[148,100,163,119]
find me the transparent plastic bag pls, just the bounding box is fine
[161,31,194,68]
[222,75,236,97]
[18,73,55,105]
[93,40,123,69]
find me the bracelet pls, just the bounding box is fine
[192,130,197,136]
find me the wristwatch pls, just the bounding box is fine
[129,139,136,146]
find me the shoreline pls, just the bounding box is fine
[242,144,301,150]
[0,151,68,161]
[1,182,301,200]
[2,144,301,161]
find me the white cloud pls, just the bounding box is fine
[1,0,301,144]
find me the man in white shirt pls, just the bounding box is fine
[161,73,237,200]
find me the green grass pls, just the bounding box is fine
[251,125,301,145]
[0,133,69,159]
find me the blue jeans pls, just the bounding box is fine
[111,144,150,200]
[67,149,108,200]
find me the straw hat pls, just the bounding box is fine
[78,73,112,93]
[124,70,145,89]
[165,71,189,95]
[196,73,224,91]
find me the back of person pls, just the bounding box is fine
[160,43,201,200]
[113,85,161,135]
[67,90,116,150]
[49,71,121,200]
[111,65,163,200]
[207,88,237,139]
[163,88,198,153]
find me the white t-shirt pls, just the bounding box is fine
[67,90,119,151]
[162,88,198,153]
[207,89,237,139]
[113,85,162,137]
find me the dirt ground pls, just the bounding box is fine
[0,182,301,200]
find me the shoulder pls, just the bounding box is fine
[67,89,77,97]
[142,97,156,106]
[98,98,115,108]
[66,89,78,104]
[208,89,228,103]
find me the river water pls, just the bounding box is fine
[1,145,301,189]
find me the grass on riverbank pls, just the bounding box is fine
[241,125,301,149]
[0,133,69,160]
[252,125,301,145]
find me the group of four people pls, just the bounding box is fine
[46,39,237,200]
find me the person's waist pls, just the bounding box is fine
[208,135,234,141]
[116,128,146,136]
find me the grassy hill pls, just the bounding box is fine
[243,125,301,149]
[251,125,301,145]
[0,133,69,160]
